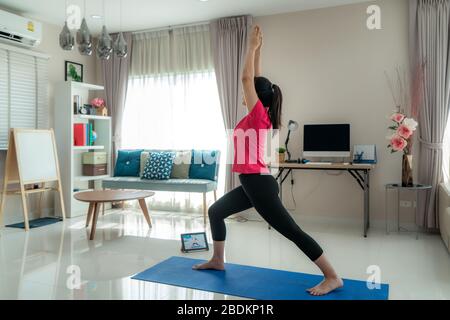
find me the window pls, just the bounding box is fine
[122,71,226,211]
[0,46,49,149]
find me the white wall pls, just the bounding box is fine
[0,14,98,224]
[0,0,410,224]
[255,0,409,221]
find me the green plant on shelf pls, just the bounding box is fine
[69,64,82,82]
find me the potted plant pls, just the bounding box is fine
[276,147,286,163]
[91,98,108,116]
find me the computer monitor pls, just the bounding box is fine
[303,124,350,158]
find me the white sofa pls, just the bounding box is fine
[438,183,450,252]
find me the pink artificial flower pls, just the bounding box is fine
[91,98,105,108]
[403,118,418,131]
[397,124,413,139]
[390,135,407,152]
[391,113,406,123]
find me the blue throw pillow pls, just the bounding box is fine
[114,149,143,177]
[189,150,219,181]
[142,152,175,180]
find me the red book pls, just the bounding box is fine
[74,124,85,146]
[83,124,87,145]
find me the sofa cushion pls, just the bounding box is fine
[171,150,192,179]
[189,150,219,181]
[140,151,150,177]
[142,151,175,180]
[114,149,143,177]
[102,177,218,193]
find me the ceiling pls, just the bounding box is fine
[0,0,373,34]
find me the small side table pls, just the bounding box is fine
[74,190,155,240]
[385,183,432,239]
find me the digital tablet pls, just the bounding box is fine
[180,232,209,253]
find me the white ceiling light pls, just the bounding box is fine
[91,15,102,19]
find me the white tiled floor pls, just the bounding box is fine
[0,208,449,300]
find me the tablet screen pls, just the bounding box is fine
[181,232,209,252]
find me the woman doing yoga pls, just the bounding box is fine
[193,25,343,296]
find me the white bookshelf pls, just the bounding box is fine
[54,81,112,218]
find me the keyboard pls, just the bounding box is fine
[305,162,334,165]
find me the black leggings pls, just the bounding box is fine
[208,174,324,261]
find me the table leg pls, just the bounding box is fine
[138,198,152,228]
[385,187,389,235]
[85,202,94,227]
[278,169,283,201]
[415,189,419,240]
[363,170,370,238]
[397,189,401,232]
[89,202,100,240]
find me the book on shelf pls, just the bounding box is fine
[74,123,95,147]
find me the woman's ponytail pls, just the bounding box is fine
[269,84,282,130]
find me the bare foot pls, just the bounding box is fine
[192,259,225,271]
[307,277,344,296]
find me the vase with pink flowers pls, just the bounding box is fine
[387,113,418,187]
[385,64,425,187]
[91,98,108,117]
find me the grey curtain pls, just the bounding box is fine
[210,15,252,192]
[410,0,450,229]
[101,32,133,168]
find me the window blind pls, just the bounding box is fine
[0,48,49,149]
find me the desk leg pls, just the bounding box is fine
[415,189,419,240]
[279,169,283,202]
[363,170,370,238]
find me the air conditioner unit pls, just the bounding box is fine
[0,10,42,48]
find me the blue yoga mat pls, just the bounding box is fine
[132,256,389,300]
[6,217,62,229]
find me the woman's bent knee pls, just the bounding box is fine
[208,203,220,220]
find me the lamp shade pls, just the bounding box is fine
[96,25,113,60]
[59,21,74,50]
[288,120,299,131]
[113,32,128,58]
[77,18,93,56]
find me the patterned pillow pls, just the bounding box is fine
[142,152,175,180]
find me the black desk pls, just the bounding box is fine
[271,163,375,237]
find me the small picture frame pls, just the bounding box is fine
[353,144,377,164]
[180,232,209,253]
[65,61,83,82]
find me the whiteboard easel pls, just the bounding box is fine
[0,129,66,230]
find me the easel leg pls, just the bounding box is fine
[20,185,30,231]
[0,143,11,227]
[37,183,44,218]
[57,180,66,220]
[0,179,8,227]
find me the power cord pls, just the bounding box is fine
[289,170,297,211]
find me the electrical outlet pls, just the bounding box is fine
[400,201,412,208]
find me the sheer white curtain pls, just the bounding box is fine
[123,25,226,213]
[444,123,450,182]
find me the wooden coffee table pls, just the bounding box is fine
[74,190,155,240]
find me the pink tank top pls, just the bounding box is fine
[232,100,272,174]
